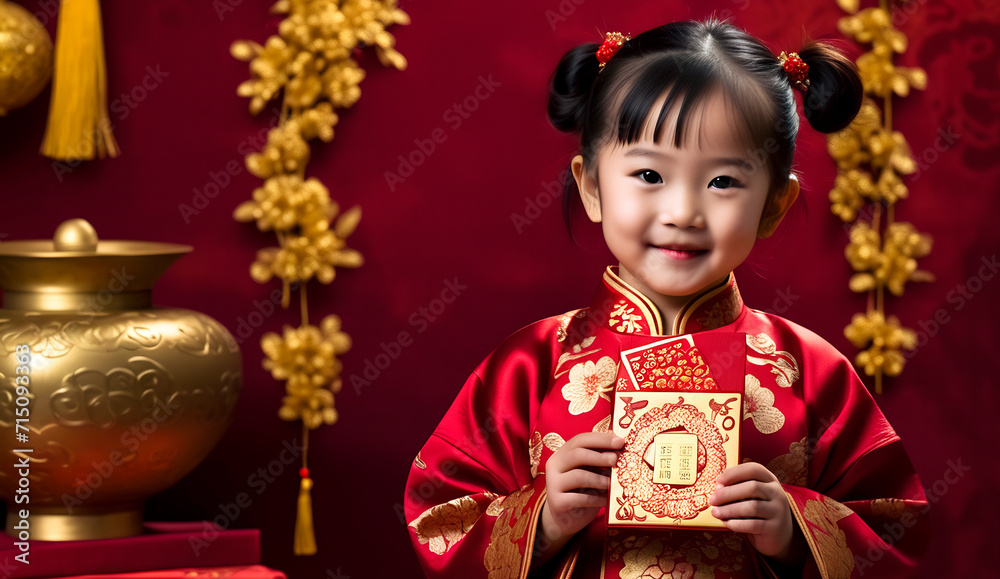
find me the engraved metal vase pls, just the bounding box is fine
[0,219,241,541]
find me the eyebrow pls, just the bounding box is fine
[623,147,752,169]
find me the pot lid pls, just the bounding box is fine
[0,219,192,294]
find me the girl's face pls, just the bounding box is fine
[574,89,796,310]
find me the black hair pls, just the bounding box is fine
[548,18,863,234]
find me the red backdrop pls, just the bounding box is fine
[1,0,996,576]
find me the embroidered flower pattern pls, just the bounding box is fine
[801,496,855,578]
[530,430,569,477]
[615,532,747,578]
[592,415,611,433]
[743,374,785,434]
[554,335,598,378]
[529,431,542,477]
[695,287,742,330]
[408,495,482,555]
[484,485,535,577]
[555,309,585,342]
[746,333,800,389]
[766,437,809,486]
[561,356,617,415]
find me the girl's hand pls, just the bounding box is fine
[708,462,806,565]
[533,432,623,567]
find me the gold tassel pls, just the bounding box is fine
[40,0,119,160]
[294,471,317,555]
[294,423,316,555]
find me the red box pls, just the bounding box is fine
[0,522,260,578]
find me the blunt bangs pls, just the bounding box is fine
[598,52,786,183]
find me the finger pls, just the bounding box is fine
[714,462,778,487]
[550,469,610,493]
[709,479,779,506]
[562,432,625,451]
[711,498,783,521]
[549,492,607,512]
[720,517,770,536]
[550,446,620,473]
[587,466,612,478]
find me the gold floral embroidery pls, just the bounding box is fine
[484,485,535,578]
[743,374,785,434]
[826,496,855,522]
[592,415,611,433]
[871,498,907,518]
[800,496,855,579]
[746,333,801,389]
[414,451,426,470]
[543,432,566,452]
[746,332,777,354]
[554,335,599,378]
[620,538,668,579]
[696,286,742,330]
[529,432,542,477]
[610,300,645,334]
[767,437,809,486]
[561,356,616,415]
[408,495,482,555]
[555,309,584,342]
[616,532,747,578]
[486,493,505,517]
[530,432,566,477]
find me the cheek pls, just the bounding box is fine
[602,197,648,232]
[713,205,763,247]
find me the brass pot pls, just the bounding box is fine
[0,220,241,540]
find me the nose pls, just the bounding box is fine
[658,184,705,230]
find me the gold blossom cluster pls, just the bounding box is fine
[845,221,932,296]
[232,0,408,427]
[829,0,932,393]
[263,315,352,429]
[844,310,916,378]
[231,0,408,116]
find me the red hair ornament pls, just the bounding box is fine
[596,32,630,71]
[778,51,810,92]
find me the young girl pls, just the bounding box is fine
[405,19,927,578]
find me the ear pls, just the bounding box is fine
[758,174,800,238]
[572,155,602,223]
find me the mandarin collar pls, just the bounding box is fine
[589,266,745,336]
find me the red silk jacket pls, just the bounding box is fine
[405,267,927,578]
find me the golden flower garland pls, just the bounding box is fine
[231,0,408,555]
[829,0,932,393]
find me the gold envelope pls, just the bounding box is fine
[608,333,745,530]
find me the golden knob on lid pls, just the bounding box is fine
[53,218,99,252]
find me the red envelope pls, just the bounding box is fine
[608,333,746,530]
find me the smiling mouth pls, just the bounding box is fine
[653,246,708,260]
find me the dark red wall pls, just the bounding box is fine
[0,0,995,576]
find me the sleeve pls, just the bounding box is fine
[775,333,929,579]
[404,324,561,579]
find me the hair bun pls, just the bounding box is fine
[548,42,601,133]
[797,41,863,133]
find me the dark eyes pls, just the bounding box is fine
[709,176,740,189]
[633,171,741,189]
[636,170,662,184]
